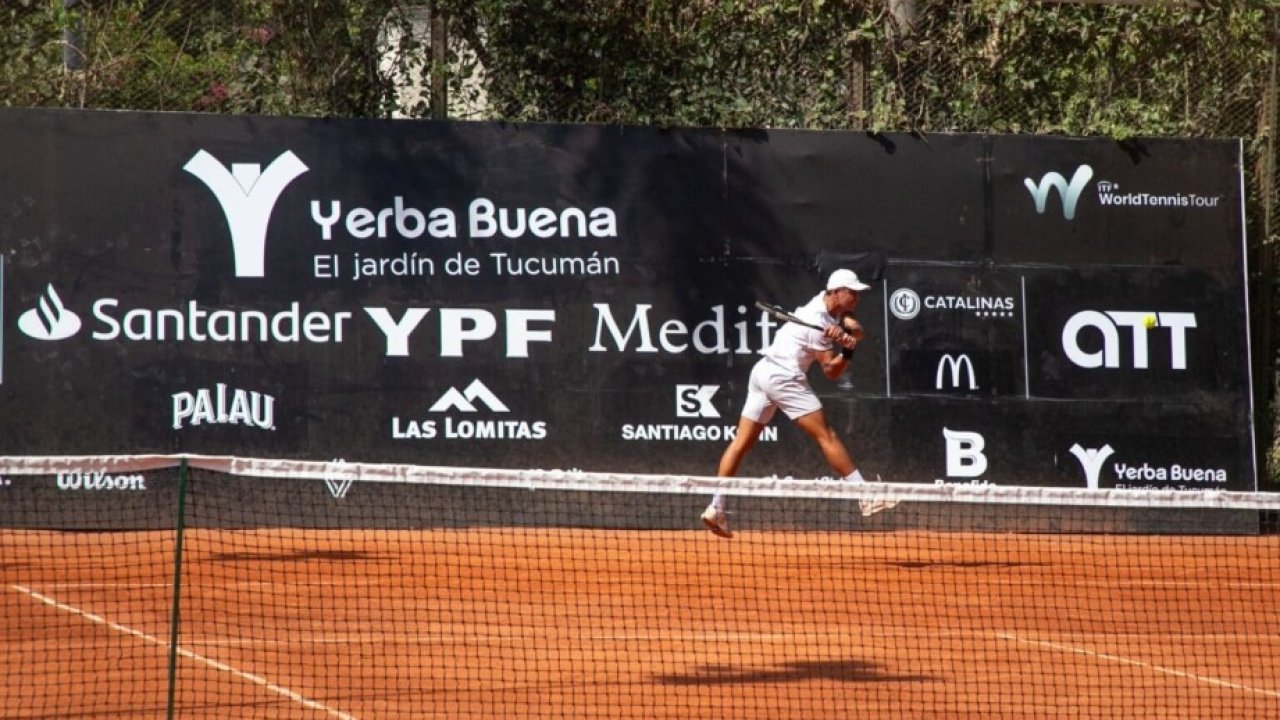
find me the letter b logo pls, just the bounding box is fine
[944,427,988,478]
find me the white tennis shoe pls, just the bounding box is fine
[857,474,900,517]
[700,505,733,538]
[858,498,900,517]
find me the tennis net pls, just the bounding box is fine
[1,455,1277,719]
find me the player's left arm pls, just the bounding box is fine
[817,315,864,380]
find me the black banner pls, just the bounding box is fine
[0,109,1255,491]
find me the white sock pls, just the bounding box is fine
[708,493,726,511]
[844,469,867,484]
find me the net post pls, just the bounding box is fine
[164,458,190,720]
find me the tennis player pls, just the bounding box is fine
[701,269,897,538]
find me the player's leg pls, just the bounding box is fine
[717,415,767,477]
[791,408,854,476]
[792,409,898,516]
[703,364,775,538]
[703,415,768,538]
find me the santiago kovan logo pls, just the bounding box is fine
[18,284,82,340]
[1025,165,1094,220]
[184,149,309,278]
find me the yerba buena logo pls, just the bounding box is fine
[1025,165,1093,220]
[1069,443,1114,489]
[1069,443,1227,489]
[184,149,309,278]
[18,284,82,340]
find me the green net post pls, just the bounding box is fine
[165,458,189,720]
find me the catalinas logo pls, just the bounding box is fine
[889,288,1015,321]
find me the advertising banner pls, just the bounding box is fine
[0,109,1255,492]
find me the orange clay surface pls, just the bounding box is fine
[2,527,1278,719]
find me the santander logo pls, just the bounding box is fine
[18,285,81,340]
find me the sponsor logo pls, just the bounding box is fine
[1026,163,1222,221]
[18,285,82,341]
[890,287,1015,321]
[184,150,309,278]
[311,197,618,242]
[392,379,547,440]
[172,383,277,430]
[588,304,779,355]
[323,458,354,499]
[187,149,621,283]
[1069,443,1227,489]
[1061,311,1196,370]
[1025,165,1094,220]
[889,289,920,320]
[1068,443,1115,490]
[936,354,977,391]
[430,378,509,413]
[1095,182,1222,210]
[620,383,777,443]
[56,469,147,492]
[675,384,720,418]
[16,293,558,359]
[943,428,988,479]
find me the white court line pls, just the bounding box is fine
[996,631,1280,699]
[38,578,1280,591]
[8,584,359,720]
[178,627,1280,648]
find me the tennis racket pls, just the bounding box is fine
[755,300,865,342]
[754,300,823,331]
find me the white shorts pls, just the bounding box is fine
[741,358,822,424]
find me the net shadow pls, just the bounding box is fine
[657,659,934,686]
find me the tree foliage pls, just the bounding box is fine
[1,0,1271,140]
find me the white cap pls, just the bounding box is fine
[826,269,871,293]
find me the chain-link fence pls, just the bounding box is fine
[3,0,1279,481]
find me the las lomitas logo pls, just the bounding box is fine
[392,379,547,440]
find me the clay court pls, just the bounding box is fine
[3,526,1278,719]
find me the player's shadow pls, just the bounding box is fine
[204,550,383,563]
[657,659,932,686]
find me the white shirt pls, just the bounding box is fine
[760,292,838,374]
